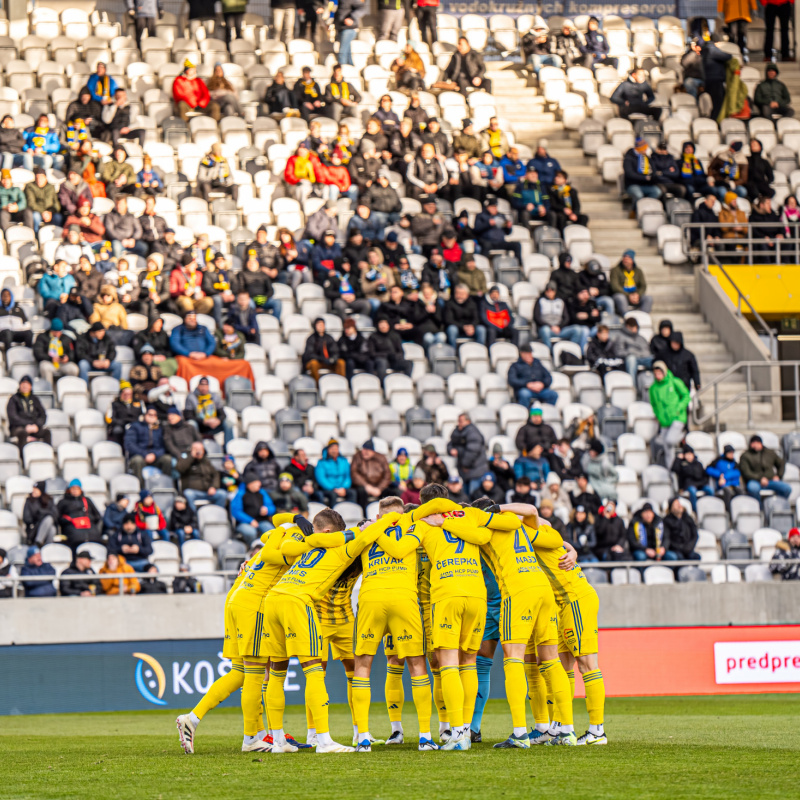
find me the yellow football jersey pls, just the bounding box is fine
[442,511,562,598]
[315,562,360,625]
[525,519,596,606]
[229,527,302,610]
[358,512,418,601]
[271,524,381,605]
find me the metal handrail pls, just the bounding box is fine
[680,221,800,265]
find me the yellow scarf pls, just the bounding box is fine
[330,81,350,101]
[302,79,318,99]
[294,154,316,183]
[488,129,503,158]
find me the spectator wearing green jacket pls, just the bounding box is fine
[649,360,690,466]
[754,64,794,120]
[0,168,32,231]
[24,167,63,234]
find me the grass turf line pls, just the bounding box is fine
[0,695,797,800]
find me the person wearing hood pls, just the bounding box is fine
[33,317,79,385]
[754,63,793,119]
[102,493,130,538]
[303,317,347,384]
[609,249,652,315]
[663,497,700,560]
[665,331,701,392]
[469,471,505,504]
[623,139,662,209]
[230,469,275,544]
[594,500,628,561]
[586,439,618,501]
[315,438,357,505]
[671,444,710,511]
[20,545,58,597]
[480,284,518,347]
[399,468,426,505]
[533,281,569,352]
[627,502,669,561]
[706,444,743,507]
[244,441,280,492]
[60,549,101,596]
[22,481,57,546]
[8,374,49,453]
[177,440,227,512]
[678,142,710,201]
[0,287,31,351]
[163,406,200,460]
[682,38,704,97]
[649,361,690,466]
[616,316,653,380]
[746,138,775,200]
[185,376,233,445]
[565,506,598,563]
[650,320,673,360]
[66,85,103,135]
[138,563,168,594]
[351,438,394,508]
[750,195,784,255]
[578,259,613,316]
[366,315,413,382]
[550,252,580,304]
[269,472,309,515]
[709,141,748,200]
[57,479,104,550]
[611,68,659,120]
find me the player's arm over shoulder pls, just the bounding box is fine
[523,516,564,549]
[374,511,420,558]
[411,497,462,520]
[441,510,493,545]
[280,529,312,559]
[469,506,520,531]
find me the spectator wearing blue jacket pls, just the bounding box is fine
[507,344,558,407]
[102,493,130,538]
[514,443,550,487]
[529,140,562,190]
[20,545,57,597]
[473,195,522,262]
[580,17,617,70]
[499,147,527,187]
[230,469,276,544]
[511,165,552,227]
[169,310,215,358]
[38,260,77,307]
[87,63,118,106]
[123,406,173,483]
[315,438,357,506]
[347,204,385,243]
[23,115,64,172]
[706,444,743,508]
[227,292,259,343]
[311,230,343,277]
[610,69,659,121]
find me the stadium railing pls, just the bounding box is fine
[681,222,800,265]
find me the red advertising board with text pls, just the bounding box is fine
[573,625,800,697]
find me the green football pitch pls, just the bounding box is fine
[1,695,797,800]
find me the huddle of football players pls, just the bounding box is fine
[176,485,606,755]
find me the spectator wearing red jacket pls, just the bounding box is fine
[480,284,518,347]
[172,59,220,122]
[133,490,168,541]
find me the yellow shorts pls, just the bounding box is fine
[222,601,239,659]
[384,601,432,658]
[320,620,355,662]
[356,595,424,659]
[227,599,266,658]
[260,593,324,660]
[558,589,600,657]
[431,596,486,653]
[500,587,558,646]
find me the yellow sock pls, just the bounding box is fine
[192,658,244,720]
[582,669,605,726]
[440,665,464,728]
[386,664,405,722]
[262,673,274,731]
[539,658,573,727]
[566,669,576,699]
[345,669,356,727]
[266,666,287,733]
[503,657,528,730]
[459,664,478,726]
[431,668,447,724]
[303,663,330,735]
[351,676,371,735]
[410,674,432,734]
[525,662,548,725]
[241,661,268,736]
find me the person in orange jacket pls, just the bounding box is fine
[172,59,220,122]
[99,552,140,595]
[719,0,758,55]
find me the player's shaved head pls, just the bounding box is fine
[313,508,346,533]
[378,496,404,516]
[419,483,448,502]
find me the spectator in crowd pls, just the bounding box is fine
[457,257,487,298]
[104,195,146,258]
[197,143,237,203]
[534,281,569,351]
[57,479,103,551]
[407,144,448,197]
[303,317,346,383]
[754,63,793,119]
[623,139,662,208]
[750,195,785,255]
[611,68,659,120]
[671,443,710,511]
[652,320,676,361]
[549,437,581,481]
[718,0,755,54]
[33,317,79,385]
[565,506,598,563]
[470,471,505,504]
[678,142,710,200]
[285,448,317,500]
[100,146,137,201]
[665,332,701,392]
[231,470,276,544]
[23,482,57,546]
[101,88,144,147]
[481,284,517,347]
[76,322,120,384]
[169,309,215,362]
[138,564,168,594]
[23,114,63,172]
[480,117,509,159]
[628,502,668,562]
[550,170,588,230]
[391,43,427,91]
[102,493,130,539]
[242,441,279,493]
[566,286,600,353]
[316,438,357,505]
[363,169,402,228]
[99,552,140,595]
[510,474,535,504]
[351,439,394,508]
[293,66,325,121]
[770,527,800,580]
[336,317,370,378]
[0,115,25,171]
[511,165,551,227]
[58,168,94,222]
[89,285,128,330]
[137,155,164,197]
[348,203,384,242]
[270,473,309,516]
[60,550,100,596]
[235,252,281,318]
[516,406,557,456]
[746,139,775,201]
[514,442,550,488]
[530,140,561,189]
[348,140,381,198]
[203,252,236,325]
[133,316,174,374]
[488,443,515,492]
[106,381,143,444]
[367,315,413,381]
[586,439,618,501]
[152,228,185,272]
[448,412,490,494]
[25,167,62,233]
[709,142,748,200]
[740,434,791,501]
[594,500,628,561]
[700,37,733,118]
[444,283,486,347]
[587,325,623,376]
[508,343,558,407]
[20,545,57,597]
[649,361,691,466]
[173,58,219,122]
[652,140,686,198]
[305,200,339,245]
[56,227,95,269]
[690,192,721,246]
[108,511,154,572]
[0,168,31,231]
[415,0,438,48]
[64,197,104,249]
[474,194,521,262]
[264,69,295,114]
[206,62,242,116]
[399,468,425,505]
[124,405,172,483]
[553,20,583,68]
[609,249,652,315]
[763,0,793,62]
[581,16,616,69]
[719,190,749,255]
[439,37,491,95]
[185,376,234,445]
[55,286,93,330]
[7,375,49,452]
[214,320,245,360]
[168,496,199,545]
[617,316,653,380]
[324,63,363,120]
[453,119,482,163]
[445,473,469,504]
[706,444,743,507]
[522,24,561,74]
[663,498,701,560]
[499,146,526,187]
[126,0,163,48]
[177,441,228,512]
[416,444,449,486]
[538,498,566,535]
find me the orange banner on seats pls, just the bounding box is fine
[176,356,254,394]
[574,625,800,697]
